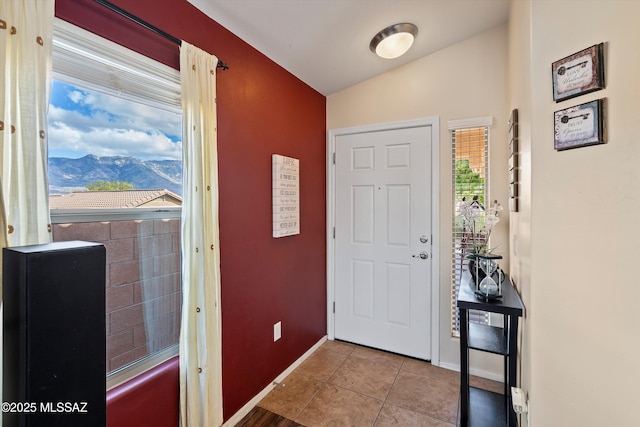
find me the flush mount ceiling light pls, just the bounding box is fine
[369,23,418,59]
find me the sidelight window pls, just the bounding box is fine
[450,124,491,336]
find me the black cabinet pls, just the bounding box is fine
[3,241,106,427]
[457,272,524,427]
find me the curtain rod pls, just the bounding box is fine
[93,0,229,70]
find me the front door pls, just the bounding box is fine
[334,124,433,359]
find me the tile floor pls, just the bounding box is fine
[256,340,503,427]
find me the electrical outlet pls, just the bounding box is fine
[274,321,282,342]
[511,387,528,414]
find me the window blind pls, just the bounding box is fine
[451,126,490,336]
[52,18,181,114]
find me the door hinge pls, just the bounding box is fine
[333,227,335,239]
[332,152,336,164]
[333,301,335,313]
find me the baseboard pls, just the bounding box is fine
[221,335,328,427]
[438,361,504,383]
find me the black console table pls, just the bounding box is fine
[457,271,524,427]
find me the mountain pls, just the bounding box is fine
[49,155,182,195]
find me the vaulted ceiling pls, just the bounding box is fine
[188,0,510,95]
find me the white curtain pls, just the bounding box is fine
[179,41,223,427]
[0,3,55,424]
[0,0,54,288]
[0,0,55,281]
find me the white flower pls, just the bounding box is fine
[484,213,500,228]
[488,200,503,215]
[457,199,482,223]
[456,198,502,255]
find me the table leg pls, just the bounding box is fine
[459,308,469,426]
[507,314,519,427]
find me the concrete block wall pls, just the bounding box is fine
[52,218,181,372]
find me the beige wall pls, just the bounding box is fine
[327,24,510,376]
[510,0,640,425]
[507,0,533,426]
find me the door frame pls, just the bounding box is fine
[326,117,440,365]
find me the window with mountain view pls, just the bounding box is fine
[48,80,183,201]
[50,19,183,383]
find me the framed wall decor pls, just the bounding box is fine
[554,99,606,151]
[552,43,604,102]
[272,154,300,237]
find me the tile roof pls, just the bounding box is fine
[50,189,182,209]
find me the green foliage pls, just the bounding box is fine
[455,159,485,205]
[86,180,134,191]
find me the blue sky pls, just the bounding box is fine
[48,80,182,161]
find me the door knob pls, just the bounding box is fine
[412,252,428,260]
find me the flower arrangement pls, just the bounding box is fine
[455,197,503,255]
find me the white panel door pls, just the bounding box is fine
[334,125,432,359]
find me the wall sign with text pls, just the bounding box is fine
[552,43,605,102]
[554,99,606,151]
[272,154,300,237]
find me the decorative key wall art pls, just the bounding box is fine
[551,43,607,151]
[554,99,606,150]
[272,154,300,237]
[552,43,605,102]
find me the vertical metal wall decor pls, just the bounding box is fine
[508,109,519,212]
[272,154,300,237]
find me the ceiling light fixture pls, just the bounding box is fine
[369,23,418,59]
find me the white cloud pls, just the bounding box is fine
[49,85,182,160]
[68,90,84,103]
[49,120,182,160]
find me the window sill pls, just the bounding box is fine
[51,207,181,224]
[107,344,179,390]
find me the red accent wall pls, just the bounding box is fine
[56,0,327,421]
[106,357,179,427]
